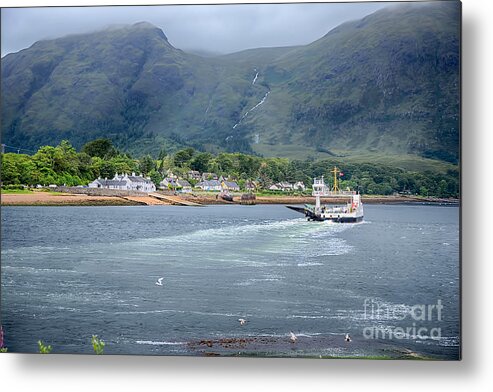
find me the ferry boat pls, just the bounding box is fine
[287,166,363,223]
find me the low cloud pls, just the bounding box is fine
[1,2,391,57]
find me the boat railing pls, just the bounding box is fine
[312,190,356,197]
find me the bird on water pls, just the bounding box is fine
[290,331,298,343]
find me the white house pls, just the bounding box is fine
[160,178,177,189]
[160,178,193,193]
[268,182,294,192]
[89,172,156,193]
[293,181,306,191]
[88,178,127,190]
[278,182,294,192]
[120,173,156,192]
[195,180,222,191]
[221,180,240,192]
[176,179,192,193]
[187,170,201,180]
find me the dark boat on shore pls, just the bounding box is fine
[219,192,234,202]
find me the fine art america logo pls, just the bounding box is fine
[362,298,443,340]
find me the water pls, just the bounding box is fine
[1,204,460,358]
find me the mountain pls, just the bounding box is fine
[2,22,221,153]
[252,2,461,164]
[1,2,460,168]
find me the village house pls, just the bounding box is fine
[245,181,259,191]
[278,182,294,192]
[187,170,201,181]
[176,179,192,193]
[268,182,295,192]
[166,169,178,179]
[221,180,240,192]
[89,173,156,192]
[195,180,222,191]
[89,178,127,190]
[159,177,177,189]
[293,181,306,191]
[160,178,192,193]
[201,172,219,181]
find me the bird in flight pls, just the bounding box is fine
[238,318,247,326]
[345,333,352,342]
[155,277,164,286]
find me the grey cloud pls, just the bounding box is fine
[1,2,393,57]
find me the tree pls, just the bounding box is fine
[0,153,21,184]
[77,152,94,183]
[101,162,116,179]
[216,153,235,174]
[139,155,156,175]
[158,147,167,161]
[438,179,449,198]
[54,140,79,175]
[148,169,162,187]
[33,146,56,171]
[238,154,259,178]
[419,186,429,197]
[81,138,117,159]
[190,152,212,173]
[110,155,138,175]
[173,148,195,168]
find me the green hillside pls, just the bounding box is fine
[1,2,460,172]
[241,2,460,164]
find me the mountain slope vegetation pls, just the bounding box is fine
[1,2,460,170]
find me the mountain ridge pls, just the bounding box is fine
[1,2,460,168]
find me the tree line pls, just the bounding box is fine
[0,138,459,198]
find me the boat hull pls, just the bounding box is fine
[286,205,363,223]
[310,215,363,223]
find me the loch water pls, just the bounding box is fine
[1,204,460,358]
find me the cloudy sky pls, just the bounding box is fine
[1,1,397,57]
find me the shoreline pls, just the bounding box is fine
[184,335,443,360]
[1,191,459,207]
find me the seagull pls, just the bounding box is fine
[345,333,352,342]
[155,277,164,286]
[290,331,298,343]
[238,318,247,326]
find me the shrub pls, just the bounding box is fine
[0,325,7,353]
[38,340,52,354]
[91,335,105,355]
[3,184,26,190]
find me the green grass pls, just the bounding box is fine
[253,143,457,174]
[333,151,457,173]
[0,189,33,194]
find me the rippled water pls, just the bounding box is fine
[1,204,459,358]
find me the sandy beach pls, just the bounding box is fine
[0,192,140,206]
[1,191,458,207]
